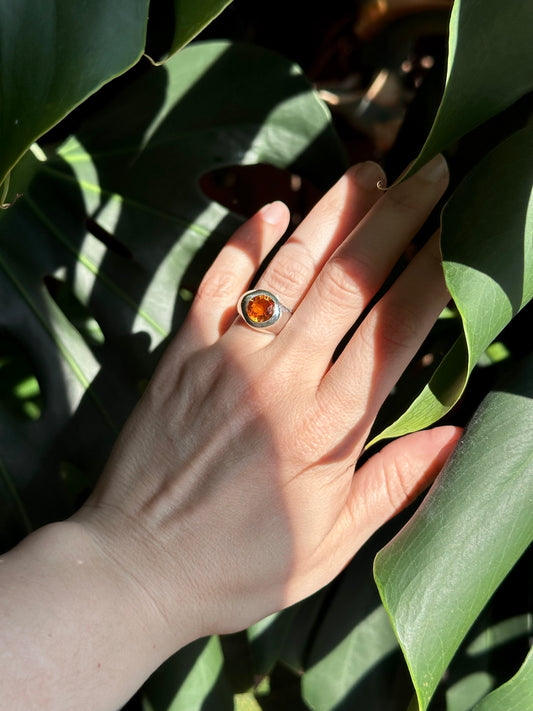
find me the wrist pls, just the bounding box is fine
[0,518,194,710]
[72,501,202,656]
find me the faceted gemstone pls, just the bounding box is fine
[246,294,275,323]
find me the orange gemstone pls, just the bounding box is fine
[246,294,275,323]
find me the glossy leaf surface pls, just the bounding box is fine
[142,637,232,710]
[374,355,533,710]
[472,646,533,711]
[405,0,533,176]
[146,0,234,63]
[302,529,411,711]
[373,123,533,442]
[0,0,149,187]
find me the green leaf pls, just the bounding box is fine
[0,0,150,187]
[443,613,533,711]
[146,0,234,63]
[466,615,533,658]
[472,646,533,711]
[142,637,233,711]
[279,590,330,674]
[0,33,345,557]
[234,691,263,711]
[374,355,533,710]
[371,122,533,443]
[303,606,400,711]
[247,610,299,676]
[247,589,334,678]
[302,529,410,711]
[445,673,495,711]
[405,0,533,176]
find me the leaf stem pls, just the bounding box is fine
[0,455,33,534]
[0,172,10,207]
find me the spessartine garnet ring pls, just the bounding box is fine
[238,289,292,334]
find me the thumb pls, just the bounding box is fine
[291,426,462,603]
[344,425,462,545]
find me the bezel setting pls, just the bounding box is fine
[239,289,281,329]
[238,285,301,338]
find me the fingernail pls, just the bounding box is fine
[259,200,287,225]
[416,154,448,183]
[353,161,386,190]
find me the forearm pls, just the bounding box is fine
[0,520,192,711]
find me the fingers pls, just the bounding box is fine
[186,160,385,350]
[319,229,450,425]
[282,155,449,366]
[183,202,290,346]
[246,161,386,317]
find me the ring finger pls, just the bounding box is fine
[234,161,387,336]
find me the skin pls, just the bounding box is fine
[0,155,461,710]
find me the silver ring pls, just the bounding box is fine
[238,289,291,334]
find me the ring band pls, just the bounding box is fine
[238,289,291,334]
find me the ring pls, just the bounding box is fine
[238,289,291,334]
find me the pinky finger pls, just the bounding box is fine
[182,201,291,348]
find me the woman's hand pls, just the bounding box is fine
[75,154,460,650]
[1,156,461,711]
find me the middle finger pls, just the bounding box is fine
[279,154,449,368]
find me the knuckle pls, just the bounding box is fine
[195,269,239,303]
[383,451,415,511]
[315,185,354,226]
[381,317,418,354]
[263,242,314,299]
[293,410,331,461]
[371,303,420,356]
[385,183,426,215]
[302,165,367,234]
[316,254,372,309]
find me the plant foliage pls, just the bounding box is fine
[1,1,532,709]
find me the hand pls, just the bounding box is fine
[75,154,460,650]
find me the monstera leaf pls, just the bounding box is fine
[0,40,346,549]
[473,646,533,711]
[405,0,533,178]
[142,636,233,711]
[368,0,533,442]
[374,355,533,710]
[371,122,533,443]
[146,0,235,63]
[0,0,149,190]
[0,0,235,192]
[301,528,407,711]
